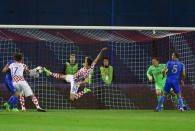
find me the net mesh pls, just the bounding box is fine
[0,27,195,110]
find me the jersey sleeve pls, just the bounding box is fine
[182,63,185,71]
[147,66,152,77]
[90,62,96,70]
[23,64,28,71]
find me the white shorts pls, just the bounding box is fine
[65,75,80,94]
[13,81,33,97]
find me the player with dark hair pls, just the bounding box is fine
[155,52,186,112]
[3,53,46,112]
[82,56,94,84]
[43,48,107,101]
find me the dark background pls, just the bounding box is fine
[0,0,194,26]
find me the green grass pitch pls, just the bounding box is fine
[0,110,195,131]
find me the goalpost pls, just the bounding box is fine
[0,25,194,110]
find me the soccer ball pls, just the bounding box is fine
[36,66,43,73]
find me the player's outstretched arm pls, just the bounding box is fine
[146,66,153,81]
[2,64,9,73]
[93,47,107,64]
[25,69,30,74]
[181,70,186,86]
[26,66,42,78]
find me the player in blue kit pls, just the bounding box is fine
[155,52,186,112]
[2,60,19,112]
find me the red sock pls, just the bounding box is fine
[74,91,87,100]
[51,73,61,79]
[20,94,26,110]
[32,96,40,109]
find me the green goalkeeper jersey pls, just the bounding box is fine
[147,64,166,90]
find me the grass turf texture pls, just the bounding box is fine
[0,110,194,131]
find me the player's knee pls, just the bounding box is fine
[70,94,75,101]
[156,90,161,96]
[70,97,74,101]
[29,94,35,99]
[156,92,161,96]
[163,92,167,96]
[14,92,20,97]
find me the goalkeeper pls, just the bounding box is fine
[147,57,189,110]
[147,57,166,110]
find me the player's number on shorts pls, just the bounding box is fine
[172,65,177,73]
[72,86,77,93]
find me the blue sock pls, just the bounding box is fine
[13,96,18,108]
[157,96,165,108]
[7,95,15,105]
[178,97,183,109]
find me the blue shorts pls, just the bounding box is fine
[164,78,181,94]
[5,78,16,94]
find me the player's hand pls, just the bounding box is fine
[77,82,81,85]
[162,75,165,80]
[101,47,107,52]
[148,76,152,82]
[162,72,166,79]
[181,80,184,87]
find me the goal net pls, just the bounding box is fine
[0,25,195,110]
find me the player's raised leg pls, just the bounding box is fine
[43,67,66,79]
[63,74,91,101]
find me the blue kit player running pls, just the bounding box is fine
[155,52,186,112]
[2,60,19,112]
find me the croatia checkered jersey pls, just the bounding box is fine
[8,62,28,82]
[73,62,96,82]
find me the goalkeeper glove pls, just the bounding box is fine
[147,75,152,82]
[29,66,43,78]
[29,68,39,78]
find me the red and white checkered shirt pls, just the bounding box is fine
[9,62,28,82]
[73,62,96,82]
